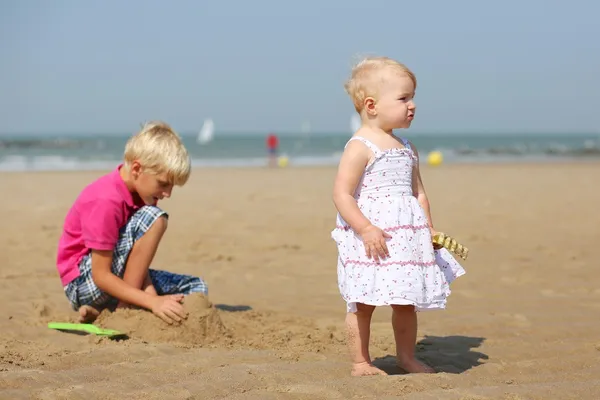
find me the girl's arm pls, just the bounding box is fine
[409,141,435,231]
[332,140,372,234]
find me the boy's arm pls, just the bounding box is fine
[332,140,372,234]
[91,250,157,310]
[409,141,435,231]
[81,199,157,310]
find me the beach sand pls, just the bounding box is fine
[1,162,600,399]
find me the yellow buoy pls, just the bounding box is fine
[277,155,289,168]
[427,151,443,166]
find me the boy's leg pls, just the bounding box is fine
[64,205,169,320]
[78,304,101,323]
[142,273,158,296]
[147,269,208,297]
[120,214,167,301]
[119,205,208,301]
[345,303,387,376]
[117,206,169,307]
[63,255,114,323]
[391,305,435,373]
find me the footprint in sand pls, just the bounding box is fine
[500,276,521,286]
[498,313,531,328]
[275,384,343,398]
[456,290,481,299]
[457,394,490,400]
[540,289,567,298]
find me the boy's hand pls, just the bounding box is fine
[151,294,188,324]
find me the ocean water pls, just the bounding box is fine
[1,132,599,171]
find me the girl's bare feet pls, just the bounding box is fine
[351,361,388,376]
[78,305,100,323]
[345,304,383,377]
[391,305,435,374]
[397,358,436,374]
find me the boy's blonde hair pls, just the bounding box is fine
[124,121,191,186]
[344,56,417,113]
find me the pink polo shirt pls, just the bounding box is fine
[56,165,146,286]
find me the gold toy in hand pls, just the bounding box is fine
[432,232,469,260]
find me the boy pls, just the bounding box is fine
[56,121,208,324]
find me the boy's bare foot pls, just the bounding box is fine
[397,358,436,374]
[116,301,131,309]
[117,301,147,310]
[78,305,100,323]
[351,362,388,376]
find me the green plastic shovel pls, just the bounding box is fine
[48,322,126,338]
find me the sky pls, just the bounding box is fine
[1,0,599,135]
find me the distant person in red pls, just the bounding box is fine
[266,133,279,167]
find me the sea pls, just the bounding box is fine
[1,131,599,172]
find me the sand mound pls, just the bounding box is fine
[96,294,229,345]
[96,294,345,353]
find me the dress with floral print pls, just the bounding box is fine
[331,136,466,312]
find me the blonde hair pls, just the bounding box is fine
[124,121,191,186]
[344,56,417,113]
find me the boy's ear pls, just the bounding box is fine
[130,160,143,178]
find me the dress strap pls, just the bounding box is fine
[346,136,383,155]
[399,137,412,150]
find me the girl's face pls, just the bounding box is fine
[365,72,416,131]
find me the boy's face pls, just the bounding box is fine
[130,162,174,205]
[367,72,416,130]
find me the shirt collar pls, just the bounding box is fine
[113,164,144,208]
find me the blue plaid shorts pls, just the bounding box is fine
[64,205,208,311]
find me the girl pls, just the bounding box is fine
[332,57,465,376]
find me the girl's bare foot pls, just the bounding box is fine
[397,358,435,374]
[78,305,100,323]
[351,362,388,376]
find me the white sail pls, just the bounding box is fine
[350,114,361,133]
[197,118,215,145]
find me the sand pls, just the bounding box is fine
[1,162,600,399]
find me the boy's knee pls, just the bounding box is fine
[151,214,168,233]
[128,206,169,239]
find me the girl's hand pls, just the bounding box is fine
[359,224,392,263]
[430,227,443,250]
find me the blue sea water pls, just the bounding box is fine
[0,131,599,171]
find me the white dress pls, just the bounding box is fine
[331,136,465,313]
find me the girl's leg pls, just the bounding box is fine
[391,305,435,373]
[346,303,387,376]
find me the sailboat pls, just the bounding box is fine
[197,118,215,145]
[350,113,361,133]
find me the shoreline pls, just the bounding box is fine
[1,158,600,174]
